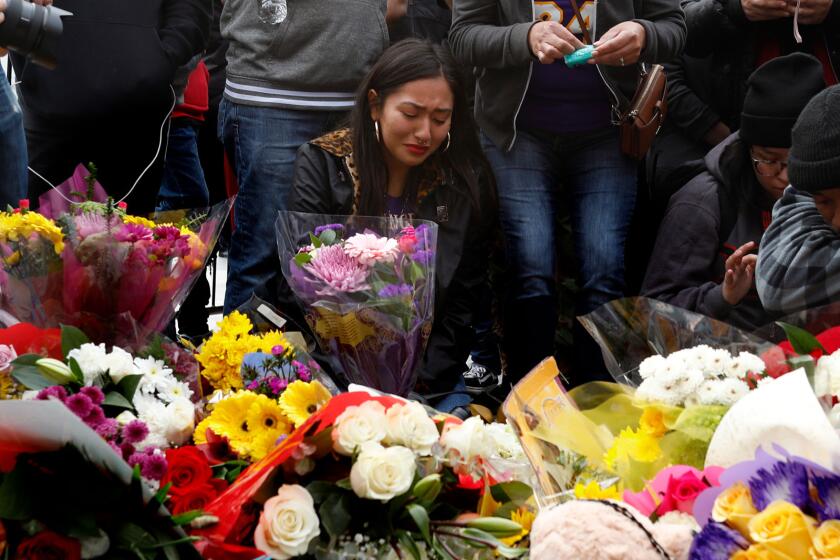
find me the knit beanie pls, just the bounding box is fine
[789,85,840,193]
[739,53,826,148]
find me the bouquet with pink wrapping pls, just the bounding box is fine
[276,211,437,396]
[0,199,232,349]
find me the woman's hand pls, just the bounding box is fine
[722,242,758,306]
[528,20,585,64]
[589,21,646,66]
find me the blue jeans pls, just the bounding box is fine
[219,100,345,313]
[483,127,637,380]
[157,120,209,210]
[0,77,27,208]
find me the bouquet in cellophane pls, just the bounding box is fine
[276,212,437,396]
[0,196,232,350]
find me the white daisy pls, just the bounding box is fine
[639,355,667,380]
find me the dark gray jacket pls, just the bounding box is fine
[449,0,686,150]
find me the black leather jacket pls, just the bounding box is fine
[285,128,495,395]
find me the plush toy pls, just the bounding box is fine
[530,500,694,560]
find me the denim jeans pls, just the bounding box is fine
[219,100,345,313]
[0,77,28,208]
[483,127,637,381]
[157,119,210,211]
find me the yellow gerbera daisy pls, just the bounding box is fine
[278,380,332,426]
[246,394,292,434]
[501,507,536,546]
[193,391,260,456]
[574,480,621,500]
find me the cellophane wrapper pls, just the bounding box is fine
[276,211,437,396]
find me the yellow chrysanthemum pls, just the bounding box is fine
[501,507,536,546]
[574,480,621,500]
[197,311,258,391]
[278,380,332,426]
[193,391,260,456]
[123,215,157,229]
[639,406,668,438]
[0,211,64,254]
[604,427,662,471]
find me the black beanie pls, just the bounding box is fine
[789,85,840,193]
[739,53,826,148]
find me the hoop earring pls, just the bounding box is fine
[374,121,381,142]
[443,132,451,152]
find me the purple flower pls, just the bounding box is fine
[378,283,412,298]
[271,344,285,356]
[152,225,182,241]
[298,367,311,382]
[114,223,153,243]
[268,376,285,395]
[122,420,150,445]
[141,453,167,480]
[748,460,810,510]
[65,393,94,418]
[689,523,748,560]
[84,406,105,427]
[74,213,119,238]
[414,224,430,250]
[120,442,136,459]
[37,385,68,401]
[411,249,435,266]
[304,244,369,296]
[95,418,120,439]
[314,223,345,236]
[246,380,260,391]
[79,386,105,406]
[127,452,147,469]
[813,474,840,521]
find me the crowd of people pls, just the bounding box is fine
[1,0,839,416]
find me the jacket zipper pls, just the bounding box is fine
[507,1,536,151]
[591,0,622,122]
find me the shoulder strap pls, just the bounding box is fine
[568,0,593,45]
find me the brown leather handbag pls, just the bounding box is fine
[619,64,668,160]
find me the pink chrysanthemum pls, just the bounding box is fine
[115,223,154,243]
[79,386,105,405]
[141,453,167,480]
[95,418,120,439]
[343,232,399,266]
[73,213,120,239]
[305,244,369,296]
[37,385,68,401]
[122,419,150,444]
[65,393,94,418]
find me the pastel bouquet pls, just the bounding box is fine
[276,212,438,396]
[192,392,533,560]
[0,197,232,349]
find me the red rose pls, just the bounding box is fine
[163,446,213,496]
[16,531,81,560]
[656,471,709,515]
[171,483,219,515]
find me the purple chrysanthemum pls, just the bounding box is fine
[298,366,311,382]
[689,522,748,560]
[83,406,105,427]
[79,386,105,405]
[305,244,369,295]
[120,442,136,459]
[141,453,167,481]
[246,379,260,391]
[411,249,435,266]
[114,223,154,243]
[122,420,150,445]
[37,385,68,401]
[95,418,120,439]
[65,393,94,418]
[378,283,412,298]
[314,223,344,236]
[127,452,147,469]
[152,225,182,241]
[749,460,810,510]
[271,344,285,356]
[813,474,840,521]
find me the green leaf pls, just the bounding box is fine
[319,492,352,538]
[396,530,423,560]
[406,503,431,544]
[319,228,337,245]
[11,354,41,367]
[162,545,178,560]
[489,481,533,504]
[465,517,522,538]
[115,523,156,548]
[116,374,145,402]
[68,358,85,385]
[103,391,135,412]
[294,252,312,267]
[412,474,442,506]
[155,482,173,505]
[60,324,89,358]
[171,510,206,526]
[306,481,336,503]
[309,233,323,248]
[777,321,826,355]
[11,365,53,390]
[335,478,353,491]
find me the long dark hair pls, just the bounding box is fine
[350,39,493,216]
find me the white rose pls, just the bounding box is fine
[484,422,525,462]
[439,416,492,467]
[163,398,195,446]
[332,401,387,456]
[384,402,439,456]
[67,343,108,385]
[254,485,321,560]
[104,346,138,384]
[815,354,840,398]
[350,442,416,502]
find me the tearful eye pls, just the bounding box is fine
[402,112,418,119]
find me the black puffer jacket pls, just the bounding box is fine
[641,133,776,330]
[286,128,494,395]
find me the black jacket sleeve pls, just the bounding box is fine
[665,58,721,143]
[288,144,338,213]
[641,176,734,320]
[681,0,746,56]
[159,0,213,70]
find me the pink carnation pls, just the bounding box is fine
[343,233,399,266]
[305,244,369,296]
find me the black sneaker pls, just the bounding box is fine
[463,363,502,395]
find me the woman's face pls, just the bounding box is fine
[369,75,454,170]
[750,145,790,201]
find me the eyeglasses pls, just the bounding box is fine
[751,153,789,177]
